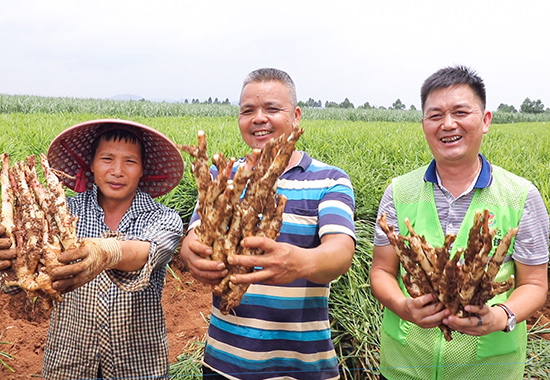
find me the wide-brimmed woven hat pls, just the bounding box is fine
[47,119,184,198]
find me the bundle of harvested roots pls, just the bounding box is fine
[178,125,304,314]
[1,153,80,307]
[378,209,517,341]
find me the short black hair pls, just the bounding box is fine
[91,126,146,164]
[421,65,486,111]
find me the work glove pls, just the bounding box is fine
[51,238,122,293]
[0,224,16,271]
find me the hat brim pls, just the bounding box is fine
[47,119,184,198]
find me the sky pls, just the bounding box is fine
[1,0,549,111]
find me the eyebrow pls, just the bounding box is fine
[425,103,472,112]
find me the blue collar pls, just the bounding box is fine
[295,151,311,171]
[424,153,492,189]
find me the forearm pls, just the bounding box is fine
[501,263,548,323]
[371,266,408,319]
[301,234,355,284]
[115,240,151,272]
[371,244,409,320]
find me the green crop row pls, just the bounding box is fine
[3,94,550,123]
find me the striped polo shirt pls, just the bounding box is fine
[188,151,356,380]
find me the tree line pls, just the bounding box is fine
[298,97,549,114]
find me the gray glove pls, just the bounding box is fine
[51,238,122,293]
[0,224,16,271]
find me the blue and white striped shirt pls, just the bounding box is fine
[189,152,356,380]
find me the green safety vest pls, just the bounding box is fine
[379,164,530,380]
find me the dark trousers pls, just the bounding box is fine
[203,366,230,379]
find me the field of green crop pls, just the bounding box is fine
[1,102,550,379]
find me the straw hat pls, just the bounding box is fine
[47,119,184,198]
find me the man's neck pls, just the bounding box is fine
[98,194,134,231]
[436,156,482,197]
[284,150,302,172]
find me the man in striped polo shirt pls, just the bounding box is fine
[180,68,356,380]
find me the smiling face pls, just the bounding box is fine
[90,136,144,208]
[238,80,301,150]
[422,84,492,166]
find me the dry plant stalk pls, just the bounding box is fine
[378,209,517,341]
[1,153,81,308]
[178,125,304,314]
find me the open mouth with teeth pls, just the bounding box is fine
[441,135,462,143]
[253,130,272,137]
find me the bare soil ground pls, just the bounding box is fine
[0,256,212,379]
[1,267,549,379]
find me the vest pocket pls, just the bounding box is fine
[382,309,410,344]
[476,323,523,359]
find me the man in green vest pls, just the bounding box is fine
[371,65,549,380]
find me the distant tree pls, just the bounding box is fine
[520,97,545,113]
[214,97,219,104]
[497,103,518,113]
[391,99,406,110]
[184,99,189,104]
[207,97,213,104]
[409,105,417,111]
[339,98,354,109]
[325,101,339,108]
[298,98,322,108]
[358,101,372,109]
[222,98,230,104]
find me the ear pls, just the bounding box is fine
[294,106,302,122]
[482,110,492,134]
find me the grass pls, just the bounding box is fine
[169,340,205,378]
[0,342,15,373]
[526,318,550,379]
[1,101,550,379]
[330,220,381,379]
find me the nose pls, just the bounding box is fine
[442,111,456,129]
[252,109,268,124]
[110,159,124,176]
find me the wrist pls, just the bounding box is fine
[493,304,516,333]
[103,238,122,268]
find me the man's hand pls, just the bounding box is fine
[0,225,16,270]
[443,304,497,336]
[180,229,228,285]
[51,238,122,293]
[400,293,449,329]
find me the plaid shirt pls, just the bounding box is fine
[42,186,183,380]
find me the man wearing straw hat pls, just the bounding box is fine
[7,119,184,379]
